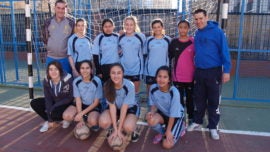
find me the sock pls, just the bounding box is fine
[135,93,140,105]
[151,124,164,134]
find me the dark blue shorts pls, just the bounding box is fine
[145,76,156,85]
[124,75,140,81]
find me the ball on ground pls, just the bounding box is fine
[108,135,123,150]
[73,124,90,140]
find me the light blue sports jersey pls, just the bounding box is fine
[73,76,103,105]
[149,84,184,118]
[144,35,171,77]
[119,32,146,76]
[106,79,137,109]
[92,33,119,65]
[67,34,93,62]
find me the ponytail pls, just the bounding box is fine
[104,78,116,103]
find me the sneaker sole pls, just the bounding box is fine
[187,125,202,132]
[131,139,139,143]
[209,132,220,140]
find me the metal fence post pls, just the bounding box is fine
[128,0,131,16]
[10,0,19,81]
[33,0,41,86]
[0,18,4,84]
[233,0,245,99]
[87,0,92,38]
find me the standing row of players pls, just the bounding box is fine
[33,0,231,150]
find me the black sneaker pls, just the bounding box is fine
[106,128,113,138]
[91,126,100,132]
[131,132,139,142]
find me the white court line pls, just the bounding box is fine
[1,105,270,137]
[219,129,270,137]
[0,105,33,112]
[136,120,270,137]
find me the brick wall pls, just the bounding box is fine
[231,59,270,77]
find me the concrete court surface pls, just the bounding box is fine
[0,86,270,152]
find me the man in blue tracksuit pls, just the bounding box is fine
[187,9,231,140]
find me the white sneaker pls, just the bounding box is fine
[39,121,49,133]
[62,120,71,129]
[187,123,202,132]
[210,129,220,140]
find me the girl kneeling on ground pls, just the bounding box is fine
[63,60,103,131]
[99,63,140,144]
[30,61,73,132]
[146,65,185,149]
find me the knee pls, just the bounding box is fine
[162,140,174,149]
[99,117,110,129]
[30,98,39,109]
[30,99,35,107]
[147,118,157,127]
[63,113,74,121]
[147,119,153,126]
[88,117,98,126]
[123,124,135,134]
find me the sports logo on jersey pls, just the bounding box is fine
[64,25,70,34]
[83,86,89,90]
[63,84,70,93]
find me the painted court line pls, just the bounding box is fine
[0,105,33,112]
[1,105,270,137]
[136,119,270,137]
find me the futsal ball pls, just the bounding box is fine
[108,135,123,150]
[73,124,90,140]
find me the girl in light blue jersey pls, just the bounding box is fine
[68,18,93,77]
[99,63,140,144]
[144,18,171,94]
[146,66,185,149]
[92,18,119,83]
[63,60,103,131]
[119,16,146,102]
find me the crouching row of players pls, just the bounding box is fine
[30,60,185,150]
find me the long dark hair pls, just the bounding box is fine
[101,18,114,33]
[151,18,165,36]
[79,60,93,80]
[177,19,190,27]
[155,65,172,85]
[104,63,124,103]
[46,61,64,80]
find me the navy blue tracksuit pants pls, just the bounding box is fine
[193,67,222,129]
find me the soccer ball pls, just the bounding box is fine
[73,124,90,140]
[108,135,123,150]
